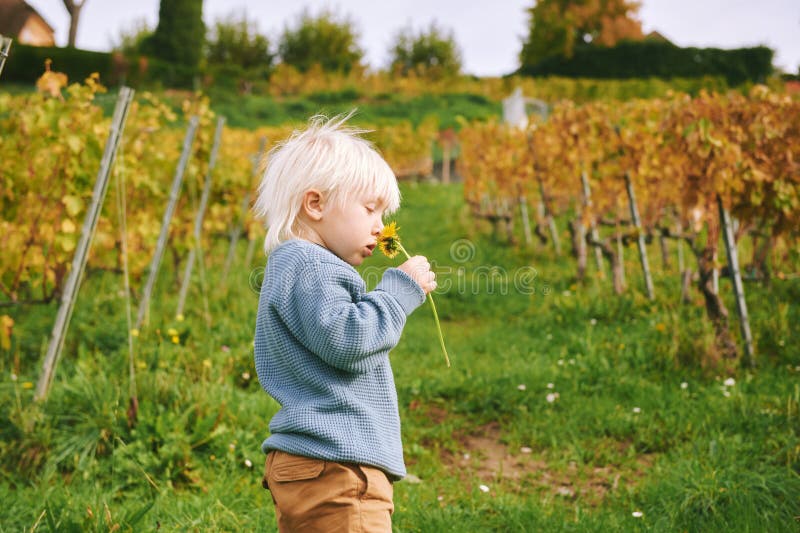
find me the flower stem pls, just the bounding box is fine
[397,242,451,368]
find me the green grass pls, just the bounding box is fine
[1,183,798,531]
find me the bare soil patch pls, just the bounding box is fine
[440,422,655,505]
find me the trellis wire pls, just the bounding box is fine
[35,87,135,401]
[113,114,137,415]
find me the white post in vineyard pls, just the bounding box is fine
[0,35,12,79]
[135,116,199,330]
[176,116,225,318]
[718,195,755,367]
[35,87,135,401]
[624,173,654,300]
[519,196,533,247]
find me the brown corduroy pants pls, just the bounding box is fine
[262,450,394,532]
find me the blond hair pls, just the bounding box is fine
[254,113,400,253]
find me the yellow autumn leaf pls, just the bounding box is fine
[62,195,83,217]
[1,315,14,351]
[61,219,76,234]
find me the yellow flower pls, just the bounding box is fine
[176,314,185,322]
[378,222,401,259]
[167,328,178,337]
[377,221,450,368]
[22,382,33,389]
[171,335,180,344]
[130,328,140,337]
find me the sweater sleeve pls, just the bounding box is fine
[287,263,425,374]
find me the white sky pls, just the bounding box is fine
[24,0,800,76]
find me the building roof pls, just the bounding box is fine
[0,0,55,38]
[645,31,673,45]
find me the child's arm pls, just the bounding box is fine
[288,264,425,374]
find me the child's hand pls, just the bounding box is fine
[398,255,436,294]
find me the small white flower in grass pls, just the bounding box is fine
[221,345,230,353]
[520,446,533,454]
[517,384,527,391]
[723,377,735,387]
[546,393,559,403]
[479,484,490,493]
[437,495,444,502]
[547,383,554,389]
[557,359,564,366]
[245,459,253,468]
[590,318,597,326]
[632,511,643,518]
[723,390,731,398]
[463,453,471,460]
[562,290,571,297]
[632,407,641,414]
[10,373,17,382]
[680,382,689,390]
[229,443,236,451]
[242,372,251,380]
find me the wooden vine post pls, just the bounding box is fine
[135,116,199,330]
[35,87,136,401]
[581,171,604,276]
[624,172,655,300]
[176,116,225,319]
[538,180,561,256]
[718,195,755,367]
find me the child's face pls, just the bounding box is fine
[317,191,386,266]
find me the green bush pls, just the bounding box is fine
[520,41,774,85]
[2,43,114,85]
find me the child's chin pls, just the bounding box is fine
[346,255,365,266]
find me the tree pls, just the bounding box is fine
[206,11,273,71]
[519,0,644,67]
[62,0,87,48]
[144,0,205,72]
[109,17,152,56]
[278,9,364,74]
[389,22,462,78]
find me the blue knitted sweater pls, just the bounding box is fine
[254,239,425,479]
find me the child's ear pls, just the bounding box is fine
[301,189,324,221]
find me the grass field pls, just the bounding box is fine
[1,182,798,531]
